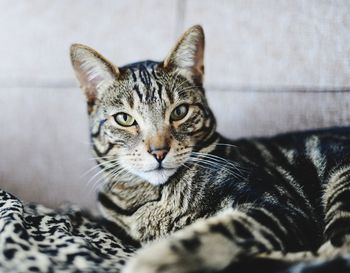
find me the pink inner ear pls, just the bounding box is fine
[74,63,100,103]
[75,58,112,95]
[81,60,106,86]
[88,74,106,89]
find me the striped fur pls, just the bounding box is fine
[70,25,350,273]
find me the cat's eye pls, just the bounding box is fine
[113,112,136,127]
[171,104,189,121]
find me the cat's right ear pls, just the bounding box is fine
[163,25,205,85]
[70,44,119,109]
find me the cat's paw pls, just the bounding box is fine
[122,228,238,273]
[122,239,201,273]
[318,235,350,258]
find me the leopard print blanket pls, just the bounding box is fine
[1,188,350,273]
[0,189,138,273]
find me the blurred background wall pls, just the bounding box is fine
[1,0,350,210]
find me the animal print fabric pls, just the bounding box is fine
[0,189,138,273]
[1,187,350,273]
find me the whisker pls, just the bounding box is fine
[80,158,118,178]
[89,163,124,194]
[215,143,238,149]
[87,154,118,161]
[85,160,120,189]
[191,151,243,171]
[190,152,235,166]
[188,155,244,179]
[189,157,232,172]
[189,159,240,179]
[181,163,192,171]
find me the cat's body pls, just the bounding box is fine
[70,26,350,273]
[99,126,350,247]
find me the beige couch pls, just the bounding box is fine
[1,1,350,211]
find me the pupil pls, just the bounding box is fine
[123,114,128,121]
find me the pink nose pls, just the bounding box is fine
[150,149,168,162]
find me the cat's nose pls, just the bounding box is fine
[149,147,169,162]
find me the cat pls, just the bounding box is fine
[70,25,350,273]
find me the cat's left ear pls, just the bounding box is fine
[163,25,205,85]
[70,44,120,109]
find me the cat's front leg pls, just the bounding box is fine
[98,180,162,236]
[322,165,350,251]
[317,237,350,258]
[122,208,279,273]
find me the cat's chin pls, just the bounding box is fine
[137,168,177,186]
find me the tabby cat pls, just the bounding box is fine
[70,25,350,273]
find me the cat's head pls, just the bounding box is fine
[70,25,216,185]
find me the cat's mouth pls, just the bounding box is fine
[144,166,176,172]
[139,167,177,185]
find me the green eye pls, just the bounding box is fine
[114,112,136,127]
[171,104,189,121]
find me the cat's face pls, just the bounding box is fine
[71,25,216,185]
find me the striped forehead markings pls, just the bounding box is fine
[128,65,164,103]
[130,68,137,82]
[133,84,143,102]
[139,65,152,87]
[156,81,162,100]
[126,63,179,105]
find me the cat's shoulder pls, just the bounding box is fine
[230,126,350,143]
[218,126,350,154]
